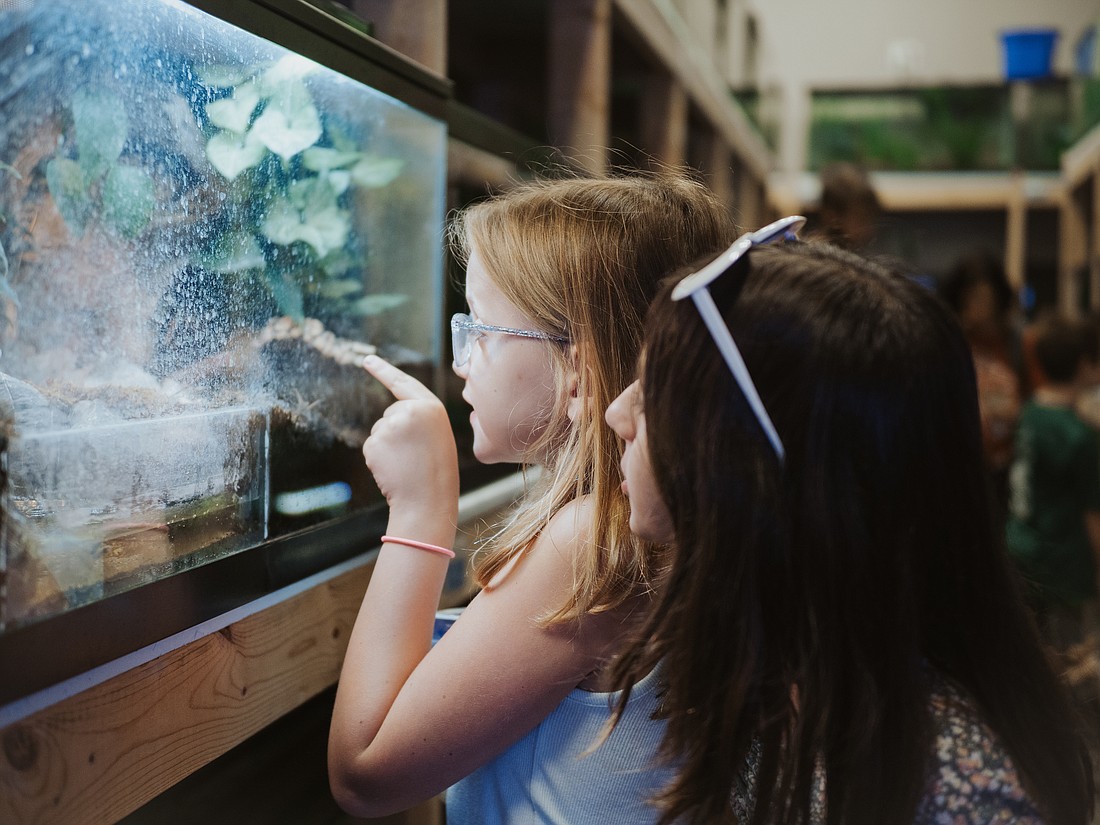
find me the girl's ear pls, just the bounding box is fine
[565,344,585,423]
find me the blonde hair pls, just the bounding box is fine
[448,171,739,623]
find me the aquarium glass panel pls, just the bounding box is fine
[0,0,447,629]
[809,83,1073,172]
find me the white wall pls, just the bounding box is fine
[745,0,1096,88]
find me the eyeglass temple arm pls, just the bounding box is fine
[690,289,785,461]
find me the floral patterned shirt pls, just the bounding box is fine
[913,676,1041,824]
[732,674,1042,824]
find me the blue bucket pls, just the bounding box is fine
[1001,29,1058,80]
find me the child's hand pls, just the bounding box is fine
[362,355,459,518]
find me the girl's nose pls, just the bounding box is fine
[605,382,637,440]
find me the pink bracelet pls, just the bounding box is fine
[381,535,456,559]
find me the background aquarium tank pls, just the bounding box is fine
[0,0,447,631]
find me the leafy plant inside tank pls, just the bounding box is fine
[45,91,156,239]
[195,54,408,323]
[0,161,17,328]
[44,53,410,330]
[809,83,1076,172]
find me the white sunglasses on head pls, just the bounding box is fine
[670,215,806,462]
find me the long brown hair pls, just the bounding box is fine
[448,172,738,622]
[615,241,1092,824]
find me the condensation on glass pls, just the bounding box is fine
[0,0,446,630]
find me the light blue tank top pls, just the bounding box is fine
[445,666,673,824]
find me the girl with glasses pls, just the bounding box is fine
[328,172,739,822]
[606,239,1092,825]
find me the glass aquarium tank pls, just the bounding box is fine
[0,0,447,634]
[808,83,1074,172]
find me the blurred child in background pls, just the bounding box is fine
[1007,310,1100,650]
[939,251,1026,528]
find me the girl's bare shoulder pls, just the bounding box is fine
[485,495,595,588]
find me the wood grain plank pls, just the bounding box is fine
[0,563,371,825]
[0,483,515,825]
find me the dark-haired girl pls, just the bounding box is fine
[606,224,1093,825]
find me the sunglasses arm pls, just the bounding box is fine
[690,289,786,462]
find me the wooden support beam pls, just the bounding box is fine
[1004,174,1027,292]
[735,160,767,230]
[548,0,612,175]
[702,133,733,211]
[639,72,688,168]
[0,471,520,824]
[0,562,373,824]
[1059,184,1089,317]
[687,124,734,211]
[613,0,772,181]
[348,0,447,75]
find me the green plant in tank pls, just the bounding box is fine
[198,54,406,322]
[1079,78,1100,140]
[918,86,1006,170]
[45,90,156,239]
[0,161,20,342]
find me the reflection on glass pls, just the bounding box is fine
[0,0,446,629]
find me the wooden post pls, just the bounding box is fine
[348,0,447,75]
[639,72,688,168]
[700,129,733,209]
[1059,183,1088,317]
[734,158,765,230]
[1004,173,1027,294]
[548,0,612,175]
